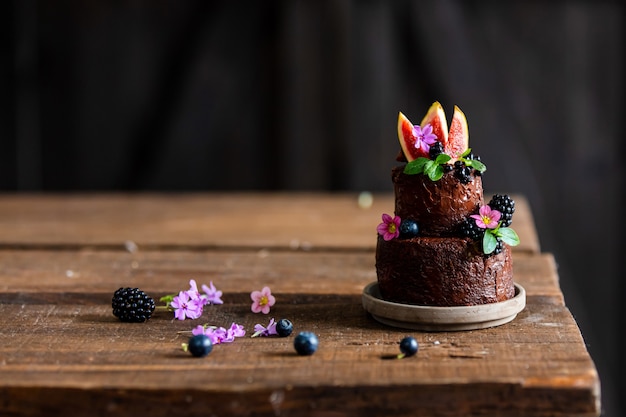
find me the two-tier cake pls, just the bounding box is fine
[375,102,520,307]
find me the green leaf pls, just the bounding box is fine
[424,161,440,180]
[460,148,472,158]
[483,231,497,254]
[404,157,430,175]
[429,165,444,181]
[434,153,451,164]
[466,159,486,173]
[497,227,520,246]
[159,294,175,305]
[403,154,449,181]
[424,160,437,177]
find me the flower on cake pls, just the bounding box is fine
[467,204,521,255]
[377,213,401,241]
[413,123,438,154]
[470,205,501,229]
[250,286,276,314]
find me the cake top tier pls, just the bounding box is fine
[376,102,521,256]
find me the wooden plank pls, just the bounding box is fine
[0,302,600,417]
[0,250,560,303]
[0,193,540,253]
[0,250,598,416]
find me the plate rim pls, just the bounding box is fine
[362,282,526,331]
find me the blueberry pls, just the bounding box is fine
[294,331,318,355]
[399,336,419,358]
[187,334,213,357]
[276,319,293,337]
[399,219,419,239]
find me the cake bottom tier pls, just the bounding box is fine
[375,235,514,307]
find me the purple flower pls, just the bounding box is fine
[470,205,502,229]
[251,318,278,337]
[250,286,276,314]
[228,322,246,338]
[192,325,207,337]
[170,291,203,320]
[376,213,401,241]
[208,327,231,344]
[202,281,224,305]
[192,323,245,344]
[413,123,438,154]
[187,279,206,304]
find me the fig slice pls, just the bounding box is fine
[397,102,449,162]
[446,105,469,161]
[397,102,468,162]
[397,112,422,162]
[420,101,448,147]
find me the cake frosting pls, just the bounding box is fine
[375,102,519,307]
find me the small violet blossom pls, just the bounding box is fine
[413,123,438,154]
[470,205,502,229]
[170,290,203,320]
[251,318,278,338]
[167,279,225,320]
[377,213,401,241]
[187,279,205,303]
[250,286,276,314]
[192,323,246,345]
[202,281,223,305]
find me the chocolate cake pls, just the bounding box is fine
[375,102,519,307]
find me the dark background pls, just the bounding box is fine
[1,1,623,416]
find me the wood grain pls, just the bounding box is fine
[0,250,597,416]
[0,193,540,253]
[0,193,598,416]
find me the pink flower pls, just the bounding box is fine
[170,291,203,320]
[413,123,438,154]
[202,281,223,305]
[250,286,276,314]
[470,205,502,229]
[376,213,401,241]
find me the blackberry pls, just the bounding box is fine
[466,153,483,176]
[454,165,472,184]
[442,164,454,173]
[112,287,155,323]
[488,194,515,227]
[487,237,504,257]
[428,141,444,159]
[459,217,484,241]
[465,152,481,162]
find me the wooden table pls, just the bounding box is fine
[0,193,601,417]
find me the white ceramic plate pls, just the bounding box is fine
[362,282,526,331]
